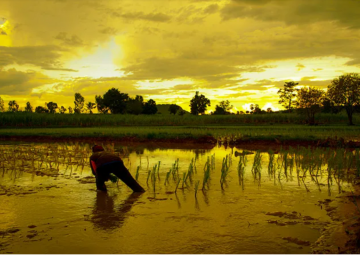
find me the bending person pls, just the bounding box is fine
[90,145,145,192]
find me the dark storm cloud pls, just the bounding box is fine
[120,57,241,81]
[112,10,172,22]
[0,68,54,95]
[221,0,360,29]
[203,4,219,14]
[172,84,196,90]
[98,27,118,35]
[0,45,68,70]
[119,55,272,83]
[241,77,331,91]
[55,32,84,47]
[42,67,78,72]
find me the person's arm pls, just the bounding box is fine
[90,160,97,176]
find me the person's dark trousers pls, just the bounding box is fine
[96,161,145,192]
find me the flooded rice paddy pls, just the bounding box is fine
[0,142,358,254]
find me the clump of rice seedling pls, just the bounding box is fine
[220,155,231,190]
[109,173,118,183]
[172,158,180,181]
[251,150,262,186]
[267,150,275,176]
[164,169,171,185]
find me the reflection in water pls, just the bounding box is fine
[91,192,142,231]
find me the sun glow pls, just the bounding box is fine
[64,38,124,79]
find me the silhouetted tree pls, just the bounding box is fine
[126,95,144,115]
[142,99,157,114]
[86,102,96,114]
[178,109,186,116]
[24,102,33,113]
[103,88,129,114]
[60,106,67,114]
[278,81,299,113]
[74,93,85,114]
[68,106,73,114]
[297,87,325,125]
[168,104,181,115]
[8,100,19,112]
[0,97,4,112]
[47,102,58,114]
[214,100,233,115]
[322,98,332,113]
[95,95,109,114]
[266,107,273,113]
[35,106,49,113]
[190,91,210,115]
[250,104,261,114]
[328,73,360,125]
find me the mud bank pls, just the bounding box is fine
[312,179,360,253]
[2,134,357,150]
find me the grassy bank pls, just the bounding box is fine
[1,125,360,142]
[0,112,358,127]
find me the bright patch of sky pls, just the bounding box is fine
[240,56,360,84]
[64,38,124,79]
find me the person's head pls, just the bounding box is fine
[92,145,105,153]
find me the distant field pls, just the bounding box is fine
[1,125,360,141]
[0,112,358,128]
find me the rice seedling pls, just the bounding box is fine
[135,166,140,181]
[164,170,171,186]
[237,154,246,189]
[220,155,231,190]
[150,164,157,193]
[182,172,188,189]
[194,180,200,198]
[146,170,151,185]
[186,158,196,183]
[251,151,262,186]
[157,161,161,181]
[175,176,181,193]
[267,150,275,177]
[211,153,215,170]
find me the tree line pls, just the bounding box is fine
[0,73,360,125]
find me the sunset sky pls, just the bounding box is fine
[1,0,360,113]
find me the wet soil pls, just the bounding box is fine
[312,179,360,254]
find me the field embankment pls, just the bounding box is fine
[1,113,360,146]
[1,125,360,148]
[0,112,358,127]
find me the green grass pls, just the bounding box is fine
[1,125,360,141]
[0,112,359,128]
